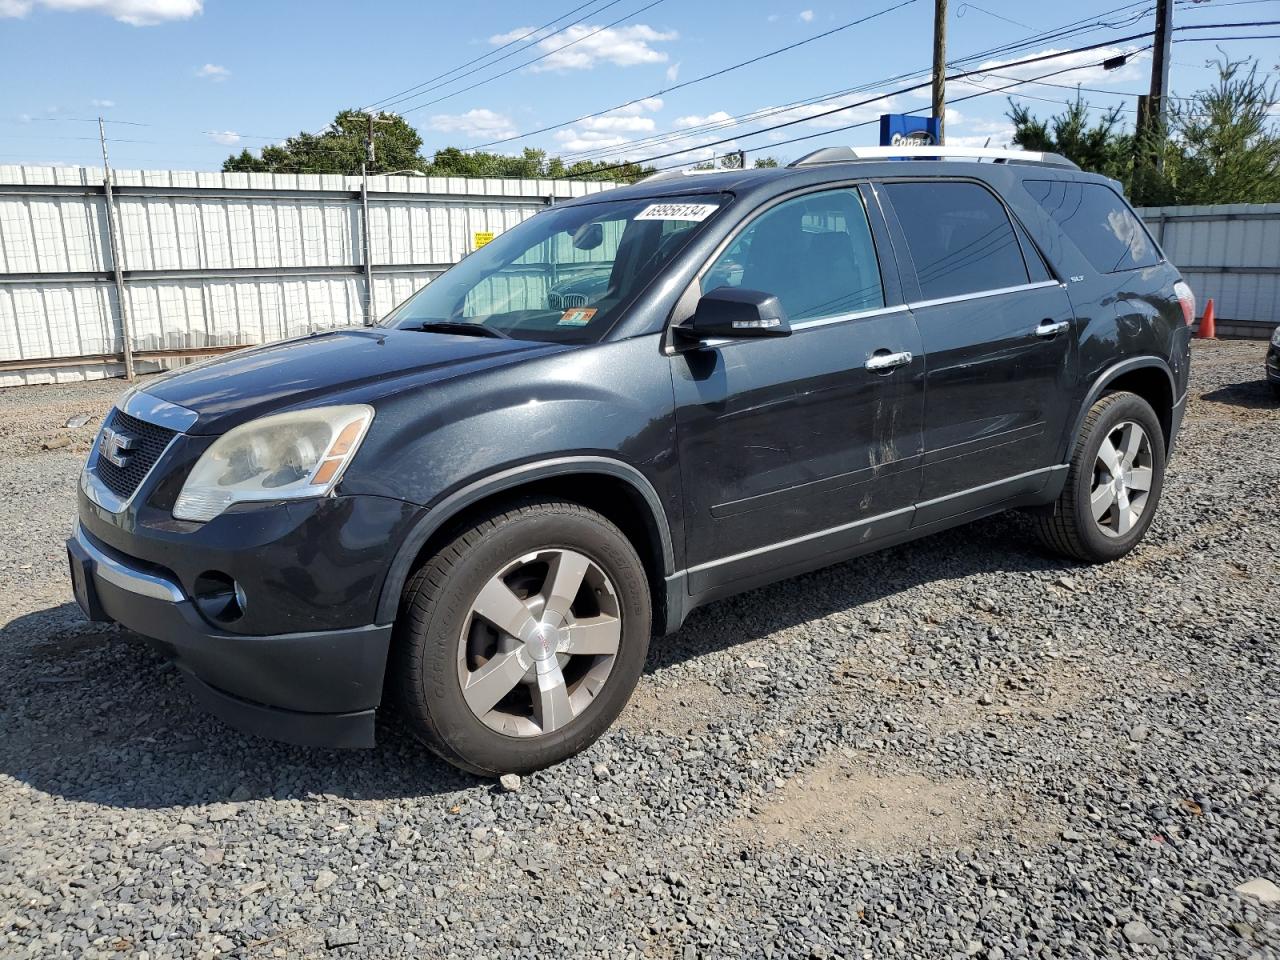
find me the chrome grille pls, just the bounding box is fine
[92,409,177,502]
[548,292,589,310]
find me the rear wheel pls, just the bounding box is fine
[1033,391,1166,563]
[393,499,650,776]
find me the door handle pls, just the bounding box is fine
[865,350,913,372]
[1035,319,1070,338]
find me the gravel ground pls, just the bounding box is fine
[0,340,1277,960]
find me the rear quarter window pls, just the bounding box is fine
[1024,179,1160,274]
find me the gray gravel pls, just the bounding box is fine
[1,340,1278,959]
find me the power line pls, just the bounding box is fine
[562,15,1274,167]
[365,0,627,112]
[466,0,923,150]
[388,0,669,116]
[554,2,1160,163]
[557,33,1166,177]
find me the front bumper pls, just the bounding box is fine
[1266,344,1280,384]
[68,521,391,748]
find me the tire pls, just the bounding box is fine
[393,499,651,776]
[1033,391,1167,563]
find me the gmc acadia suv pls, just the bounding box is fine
[68,146,1195,775]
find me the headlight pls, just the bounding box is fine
[1271,326,1280,347]
[173,405,373,523]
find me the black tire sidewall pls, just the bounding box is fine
[403,504,650,775]
[1070,393,1167,562]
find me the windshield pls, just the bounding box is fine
[382,194,727,343]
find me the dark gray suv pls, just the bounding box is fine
[68,147,1195,775]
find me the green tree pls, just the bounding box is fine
[222,109,657,183]
[223,109,425,175]
[753,156,780,168]
[1007,57,1279,205]
[1163,57,1280,204]
[1008,95,1131,181]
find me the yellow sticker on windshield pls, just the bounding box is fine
[559,307,597,326]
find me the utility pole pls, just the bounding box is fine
[98,117,136,380]
[1147,0,1174,170]
[361,113,377,326]
[932,0,947,144]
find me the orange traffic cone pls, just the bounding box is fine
[1196,298,1216,339]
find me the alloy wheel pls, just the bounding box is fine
[456,549,622,737]
[1090,420,1154,538]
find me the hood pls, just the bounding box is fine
[143,328,566,435]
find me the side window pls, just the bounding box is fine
[1024,179,1159,274]
[883,181,1030,301]
[702,188,884,321]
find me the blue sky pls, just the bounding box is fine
[1,0,1276,172]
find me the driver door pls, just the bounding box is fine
[670,185,926,596]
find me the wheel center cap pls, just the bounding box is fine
[527,623,561,661]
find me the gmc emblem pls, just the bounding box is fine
[100,426,135,468]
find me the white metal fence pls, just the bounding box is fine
[1,169,1276,388]
[0,165,616,387]
[1136,202,1280,339]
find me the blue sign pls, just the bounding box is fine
[879,114,940,147]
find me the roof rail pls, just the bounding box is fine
[789,145,1079,169]
[637,167,731,185]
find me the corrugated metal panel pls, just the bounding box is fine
[1137,203,1280,328]
[0,165,616,386]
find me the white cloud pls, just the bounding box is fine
[491,23,676,72]
[674,110,734,130]
[1,0,201,24]
[799,9,814,22]
[556,99,663,148]
[944,115,1016,149]
[428,108,517,140]
[195,63,229,81]
[665,62,680,84]
[205,130,240,145]
[767,13,781,22]
[90,98,115,108]
[554,130,632,152]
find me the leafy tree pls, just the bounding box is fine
[223,111,654,183]
[753,156,780,168]
[223,109,424,175]
[1007,56,1279,205]
[1008,96,1131,181]
[1163,57,1280,204]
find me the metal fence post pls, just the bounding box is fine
[361,163,375,326]
[98,117,136,380]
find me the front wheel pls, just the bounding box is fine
[393,499,651,776]
[1033,391,1167,563]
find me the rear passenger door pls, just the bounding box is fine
[877,179,1077,523]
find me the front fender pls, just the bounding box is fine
[372,455,676,624]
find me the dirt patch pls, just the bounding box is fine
[741,754,1054,857]
[620,679,735,735]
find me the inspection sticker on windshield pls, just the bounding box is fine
[558,307,597,326]
[635,202,719,222]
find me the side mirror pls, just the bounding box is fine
[675,287,791,346]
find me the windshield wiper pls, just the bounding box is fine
[413,320,511,339]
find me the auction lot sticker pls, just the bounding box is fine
[473,231,495,248]
[635,202,719,222]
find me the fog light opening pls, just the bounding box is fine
[193,571,245,624]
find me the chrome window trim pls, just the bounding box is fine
[906,279,1062,311]
[82,390,195,515]
[71,520,185,603]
